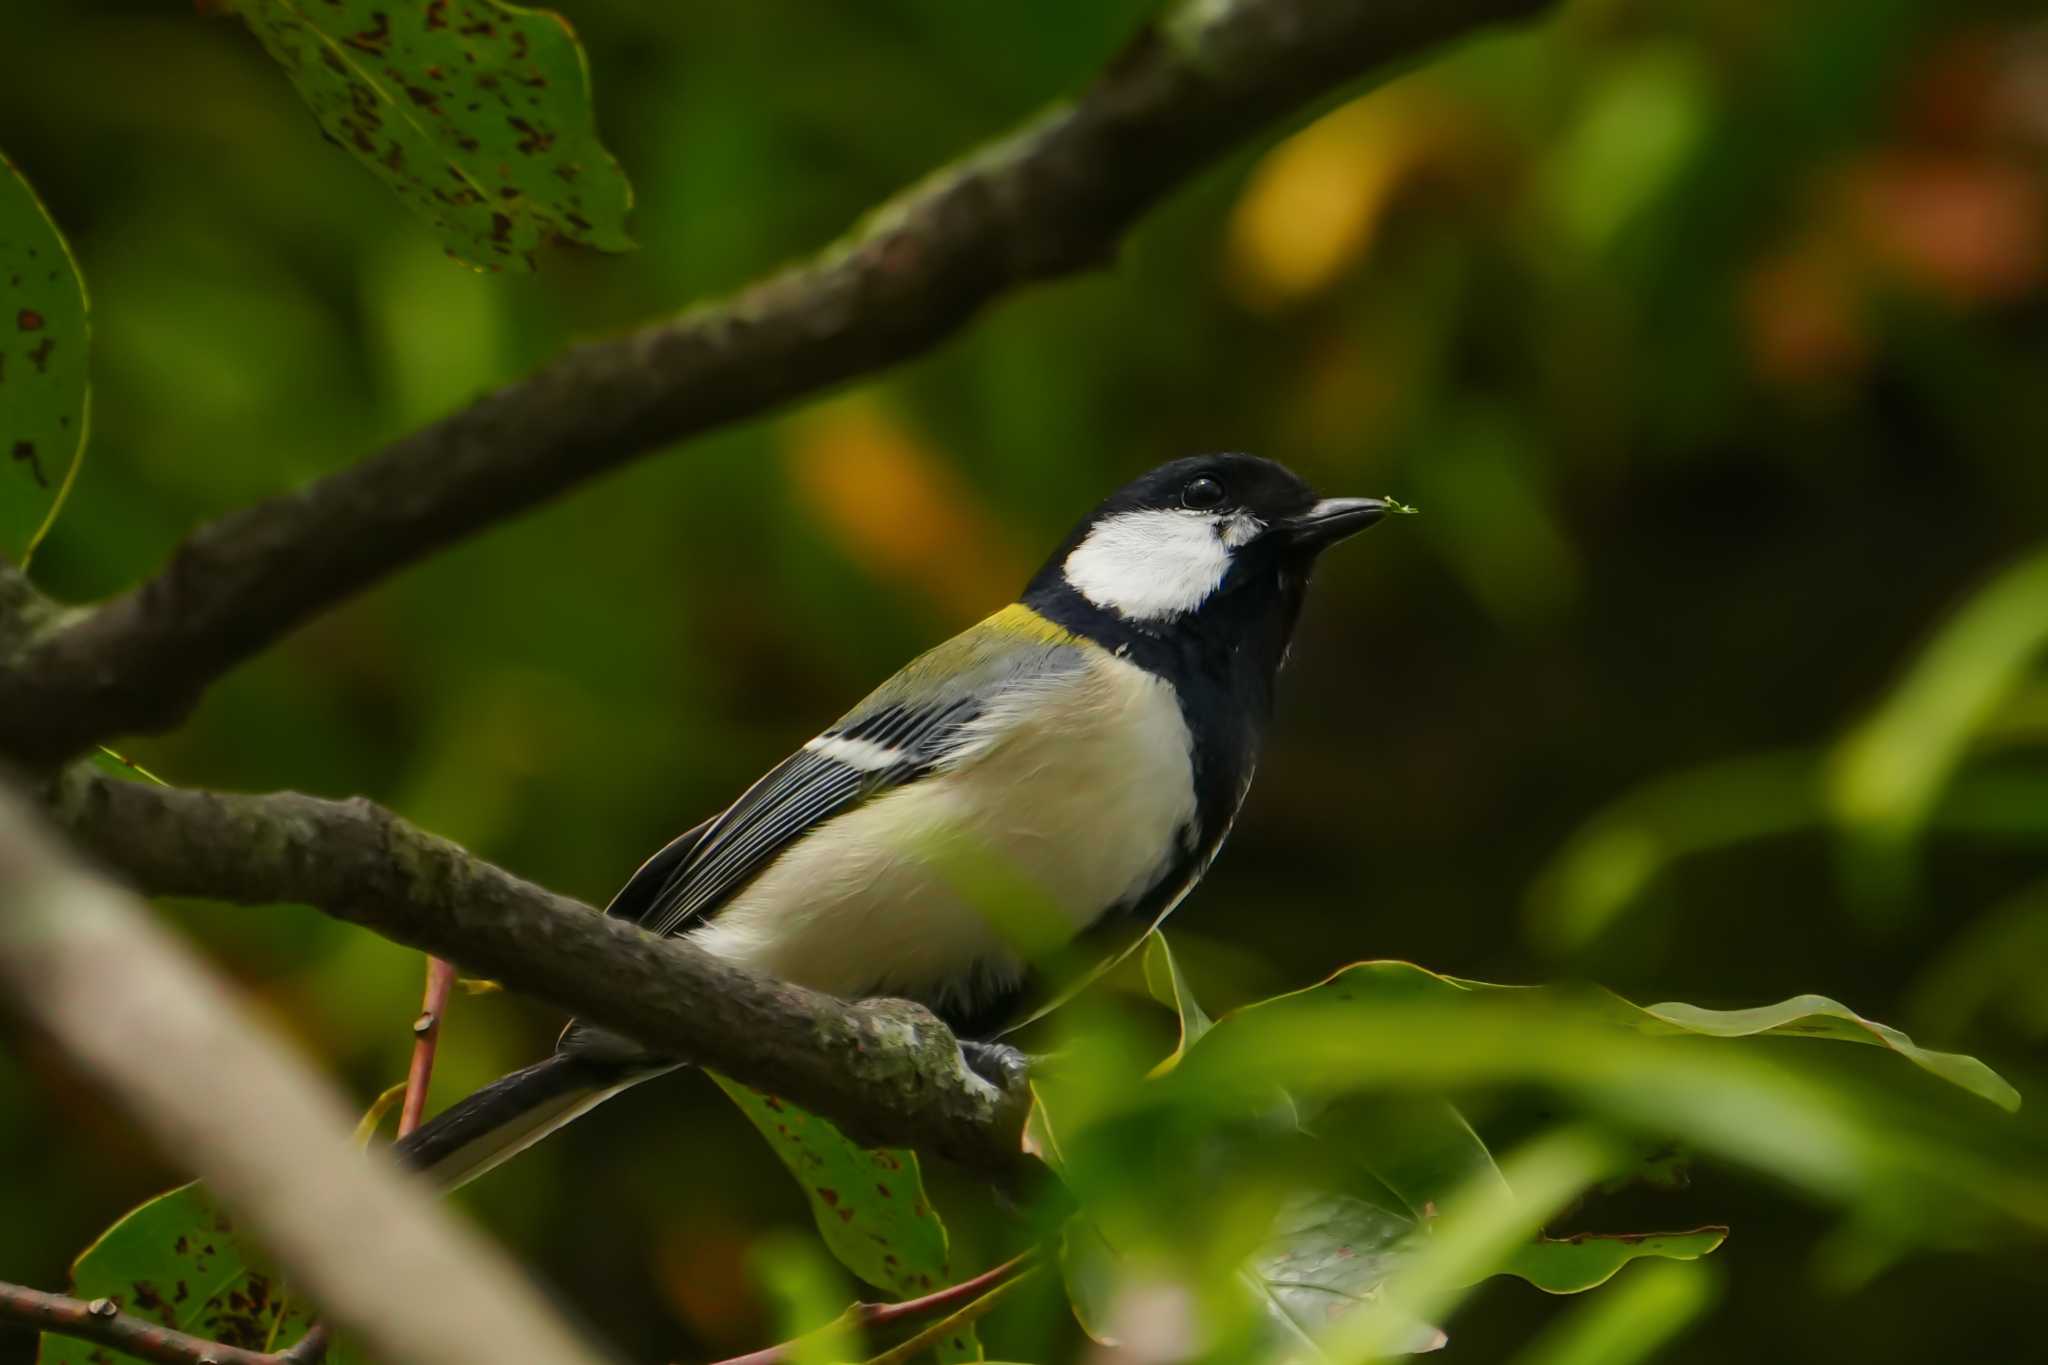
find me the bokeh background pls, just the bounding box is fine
[4,0,2047,1360]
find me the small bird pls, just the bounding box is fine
[400,454,1389,1186]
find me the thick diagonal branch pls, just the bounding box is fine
[0,0,1547,767]
[49,767,1039,1182]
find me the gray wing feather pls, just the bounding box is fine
[632,623,1088,938]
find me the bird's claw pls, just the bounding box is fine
[958,1039,1032,1093]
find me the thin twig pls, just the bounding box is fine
[862,1267,1042,1365]
[0,1278,340,1365]
[704,1250,1040,1365]
[276,1325,331,1363]
[0,1279,279,1365]
[399,956,459,1136]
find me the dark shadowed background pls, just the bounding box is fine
[3,0,2046,1361]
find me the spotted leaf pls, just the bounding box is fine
[0,150,88,566]
[37,1183,359,1365]
[707,1074,963,1311]
[224,0,633,270]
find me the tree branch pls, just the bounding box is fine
[48,766,1041,1183]
[0,0,1548,768]
[0,781,615,1365]
[0,1280,331,1365]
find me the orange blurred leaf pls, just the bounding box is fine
[1840,153,2045,306]
[1742,240,1868,387]
[786,398,1024,619]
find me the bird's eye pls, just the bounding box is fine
[1181,476,1227,511]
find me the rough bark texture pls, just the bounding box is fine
[0,0,1547,767]
[50,767,1039,1181]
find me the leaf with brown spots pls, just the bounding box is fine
[220,0,632,270]
[0,150,88,566]
[707,1073,968,1338]
[37,1183,365,1365]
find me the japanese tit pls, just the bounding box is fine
[400,453,1389,1186]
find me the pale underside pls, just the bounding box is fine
[685,646,1198,1018]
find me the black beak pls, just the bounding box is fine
[1281,497,1388,550]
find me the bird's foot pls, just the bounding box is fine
[958,1039,1032,1093]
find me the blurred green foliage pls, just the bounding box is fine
[4,0,2047,1360]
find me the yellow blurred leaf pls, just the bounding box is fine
[1226,86,1463,310]
[786,398,1025,618]
[352,1079,409,1149]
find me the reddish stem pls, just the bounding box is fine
[706,1249,1038,1365]
[397,956,459,1137]
[0,1278,327,1365]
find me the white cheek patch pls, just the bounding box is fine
[1062,509,1238,621]
[1221,511,1266,548]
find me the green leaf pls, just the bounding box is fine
[226,0,633,271]
[747,1233,859,1365]
[1633,995,2021,1113]
[1310,1130,1623,1361]
[1829,545,2048,905]
[1504,1228,1726,1293]
[1220,960,2020,1112]
[1243,1191,1447,1357]
[38,1183,339,1364]
[708,1073,958,1304]
[1524,751,1821,952]
[0,150,89,566]
[1538,43,1714,252]
[1909,878,2048,1044]
[1316,1094,1506,1220]
[1055,1218,1122,1346]
[931,1306,988,1364]
[1141,931,1212,1075]
[1505,1260,1720,1365]
[1315,1094,1725,1295]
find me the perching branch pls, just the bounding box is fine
[48,765,1041,1182]
[0,781,615,1365]
[0,0,1549,768]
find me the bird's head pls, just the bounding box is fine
[1026,454,1389,629]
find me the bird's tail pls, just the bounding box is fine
[394,1051,675,1190]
